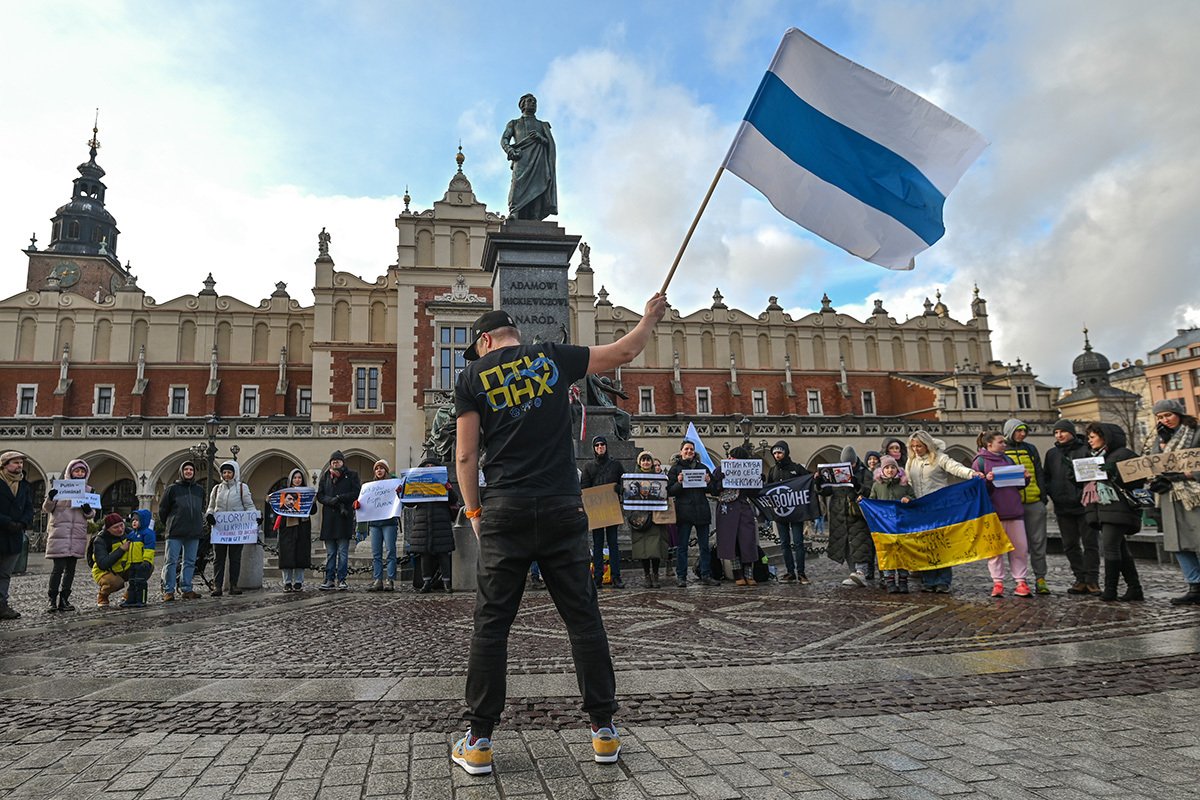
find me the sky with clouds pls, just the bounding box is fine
[1,0,1197,388]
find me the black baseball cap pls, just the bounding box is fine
[463,310,517,361]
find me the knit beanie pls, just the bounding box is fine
[373,459,391,473]
[103,512,124,530]
[1052,419,1077,434]
[879,455,899,471]
[591,435,607,447]
[329,450,346,463]
[1153,398,1186,416]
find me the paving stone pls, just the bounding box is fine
[677,774,742,800]
[816,773,888,799]
[139,777,198,799]
[277,779,321,800]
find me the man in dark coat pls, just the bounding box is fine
[158,460,207,601]
[1043,420,1097,594]
[666,439,718,587]
[317,450,360,591]
[580,435,626,588]
[0,451,34,620]
[767,441,810,583]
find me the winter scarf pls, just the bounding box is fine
[1163,424,1200,511]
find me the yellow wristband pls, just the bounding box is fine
[464,506,483,519]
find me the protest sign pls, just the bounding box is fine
[52,478,87,500]
[1117,447,1200,483]
[212,510,259,545]
[751,474,820,523]
[400,466,449,504]
[817,462,854,485]
[681,469,707,488]
[268,487,316,518]
[70,493,101,509]
[1072,457,1107,482]
[992,464,1026,488]
[355,479,404,522]
[582,484,624,529]
[652,498,677,525]
[720,459,762,489]
[620,473,668,511]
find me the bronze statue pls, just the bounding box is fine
[501,94,557,220]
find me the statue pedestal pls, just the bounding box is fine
[482,219,580,346]
[238,542,264,590]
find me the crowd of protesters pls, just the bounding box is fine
[2,405,1200,620]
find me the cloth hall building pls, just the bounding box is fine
[0,136,1059,526]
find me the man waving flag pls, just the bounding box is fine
[723,28,988,270]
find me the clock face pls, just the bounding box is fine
[50,261,81,288]
[110,274,124,294]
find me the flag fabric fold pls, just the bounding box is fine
[860,480,1012,571]
[723,28,988,269]
[684,422,717,471]
[750,473,820,523]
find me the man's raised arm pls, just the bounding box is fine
[588,292,668,374]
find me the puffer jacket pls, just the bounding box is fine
[1083,423,1143,533]
[973,449,1028,520]
[667,456,713,525]
[158,464,206,539]
[869,475,915,503]
[89,529,132,581]
[318,464,361,541]
[207,461,257,515]
[405,483,460,555]
[1044,434,1089,515]
[1003,419,1046,504]
[906,431,980,499]
[43,458,95,559]
[126,509,157,567]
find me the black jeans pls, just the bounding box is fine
[1057,512,1099,583]
[466,495,618,735]
[212,543,243,589]
[591,525,621,583]
[48,556,78,599]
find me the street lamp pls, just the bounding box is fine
[203,415,220,493]
[739,416,752,448]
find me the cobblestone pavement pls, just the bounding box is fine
[2,554,1198,799]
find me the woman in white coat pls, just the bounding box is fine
[205,460,259,596]
[905,431,983,593]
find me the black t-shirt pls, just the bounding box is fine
[454,342,590,497]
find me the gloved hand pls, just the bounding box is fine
[6,520,23,533]
[1161,471,1188,483]
[80,503,92,515]
[46,488,58,501]
[255,515,263,524]
[1148,477,1173,495]
[352,500,361,510]
[205,513,217,527]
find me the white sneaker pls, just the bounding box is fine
[841,576,857,586]
[849,571,867,586]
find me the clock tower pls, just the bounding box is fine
[25,115,132,300]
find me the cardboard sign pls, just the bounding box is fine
[620,473,668,511]
[681,469,708,489]
[992,464,1026,488]
[652,498,677,525]
[1072,457,1107,482]
[400,466,449,504]
[720,459,762,489]
[355,479,404,522]
[1117,447,1200,483]
[212,510,259,545]
[268,487,316,518]
[582,484,624,529]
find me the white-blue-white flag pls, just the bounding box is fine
[723,28,988,270]
[683,422,716,471]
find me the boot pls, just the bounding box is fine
[211,583,223,597]
[0,602,19,620]
[46,592,59,613]
[1100,560,1121,602]
[1169,583,1200,605]
[367,579,383,592]
[441,578,453,594]
[229,583,243,596]
[57,592,75,612]
[1118,556,1144,601]
[419,578,434,594]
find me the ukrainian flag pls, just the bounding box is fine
[860,480,1013,571]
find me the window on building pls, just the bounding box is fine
[355,366,380,411]
[438,324,470,389]
[1016,385,1032,410]
[16,385,37,417]
[94,385,114,416]
[752,389,767,416]
[639,387,655,414]
[67,220,80,239]
[962,385,979,410]
[297,387,312,417]
[1162,351,1176,361]
[241,386,259,417]
[1190,346,1200,358]
[696,387,711,415]
[1166,373,1184,391]
[806,389,823,415]
[861,390,876,416]
[169,386,188,416]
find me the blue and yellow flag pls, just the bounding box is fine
[860,479,1013,571]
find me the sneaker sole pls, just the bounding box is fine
[451,754,493,775]
[593,747,621,764]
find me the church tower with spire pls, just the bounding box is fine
[24,113,130,300]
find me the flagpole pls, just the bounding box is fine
[659,165,725,295]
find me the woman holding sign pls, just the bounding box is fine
[973,432,1032,598]
[627,451,669,587]
[42,458,95,612]
[205,460,259,597]
[1082,423,1144,602]
[276,469,314,592]
[711,447,762,586]
[1144,399,1200,605]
